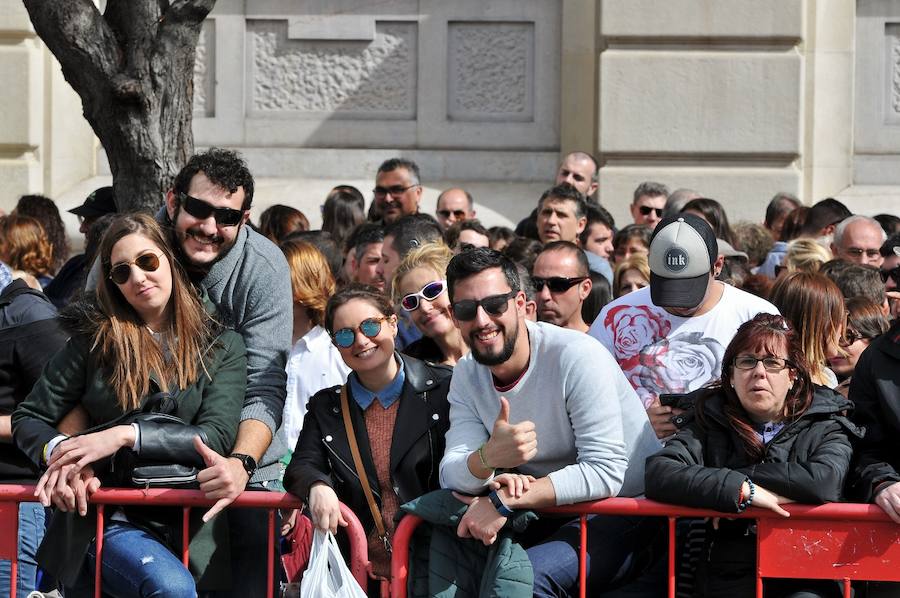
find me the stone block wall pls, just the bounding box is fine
[594,0,856,223]
[0,0,95,212]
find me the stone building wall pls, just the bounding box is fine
[2,1,898,223]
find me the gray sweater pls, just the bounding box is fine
[200,225,292,483]
[439,321,661,505]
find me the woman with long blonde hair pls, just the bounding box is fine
[12,213,247,597]
[391,242,468,366]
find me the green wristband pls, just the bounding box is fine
[477,443,494,471]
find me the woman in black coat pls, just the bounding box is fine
[284,284,452,582]
[645,313,860,598]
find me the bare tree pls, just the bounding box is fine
[23,0,215,213]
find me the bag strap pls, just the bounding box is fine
[339,385,391,553]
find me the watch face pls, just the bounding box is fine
[231,453,257,474]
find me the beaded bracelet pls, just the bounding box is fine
[737,479,755,512]
[477,443,494,472]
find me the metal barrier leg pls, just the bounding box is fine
[182,507,190,567]
[94,505,104,598]
[579,514,587,598]
[267,508,275,598]
[667,517,676,598]
[843,578,851,598]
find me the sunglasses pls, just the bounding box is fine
[638,206,663,217]
[331,316,391,349]
[400,280,447,312]
[839,329,866,347]
[437,209,467,219]
[452,291,517,321]
[108,252,162,285]
[179,192,245,227]
[532,276,587,293]
[880,265,900,285]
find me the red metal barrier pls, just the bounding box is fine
[390,498,900,598]
[0,485,369,598]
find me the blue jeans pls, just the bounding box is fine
[527,514,662,598]
[67,520,196,598]
[0,502,45,598]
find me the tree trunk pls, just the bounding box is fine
[23,0,216,214]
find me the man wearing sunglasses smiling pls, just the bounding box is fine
[439,247,661,597]
[163,148,293,597]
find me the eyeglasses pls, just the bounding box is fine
[108,252,162,285]
[331,316,391,349]
[733,355,792,372]
[532,276,588,293]
[400,280,447,312]
[638,206,663,218]
[880,265,900,285]
[451,291,517,321]
[373,184,418,199]
[844,247,881,259]
[437,209,467,220]
[178,192,245,227]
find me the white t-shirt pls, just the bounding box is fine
[588,283,780,408]
[282,325,351,451]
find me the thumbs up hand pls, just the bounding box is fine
[483,397,537,469]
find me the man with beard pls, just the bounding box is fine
[373,157,423,224]
[588,214,778,438]
[439,248,660,597]
[163,148,292,596]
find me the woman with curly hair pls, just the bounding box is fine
[15,194,69,273]
[0,214,55,288]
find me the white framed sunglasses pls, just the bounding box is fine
[400,280,447,312]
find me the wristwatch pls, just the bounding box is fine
[230,453,258,478]
[488,490,515,517]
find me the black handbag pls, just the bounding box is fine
[79,391,209,489]
[111,411,207,489]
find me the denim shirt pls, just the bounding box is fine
[348,353,406,409]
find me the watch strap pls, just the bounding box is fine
[488,490,515,517]
[230,452,257,476]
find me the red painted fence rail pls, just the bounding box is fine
[3,486,900,598]
[0,484,368,598]
[391,498,900,598]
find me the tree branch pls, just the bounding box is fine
[23,0,120,83]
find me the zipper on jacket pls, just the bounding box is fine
[322,439,381,500]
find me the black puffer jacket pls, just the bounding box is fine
[646,385,861,511]
[645,386,860,598]
[849,319,900,501]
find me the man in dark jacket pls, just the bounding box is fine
[850,318,900,516]
[0,261,68,596]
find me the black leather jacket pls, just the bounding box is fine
[284,354,452,534]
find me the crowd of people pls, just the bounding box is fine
[1,147,900,597]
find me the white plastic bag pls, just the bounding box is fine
[300,529,367,598]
